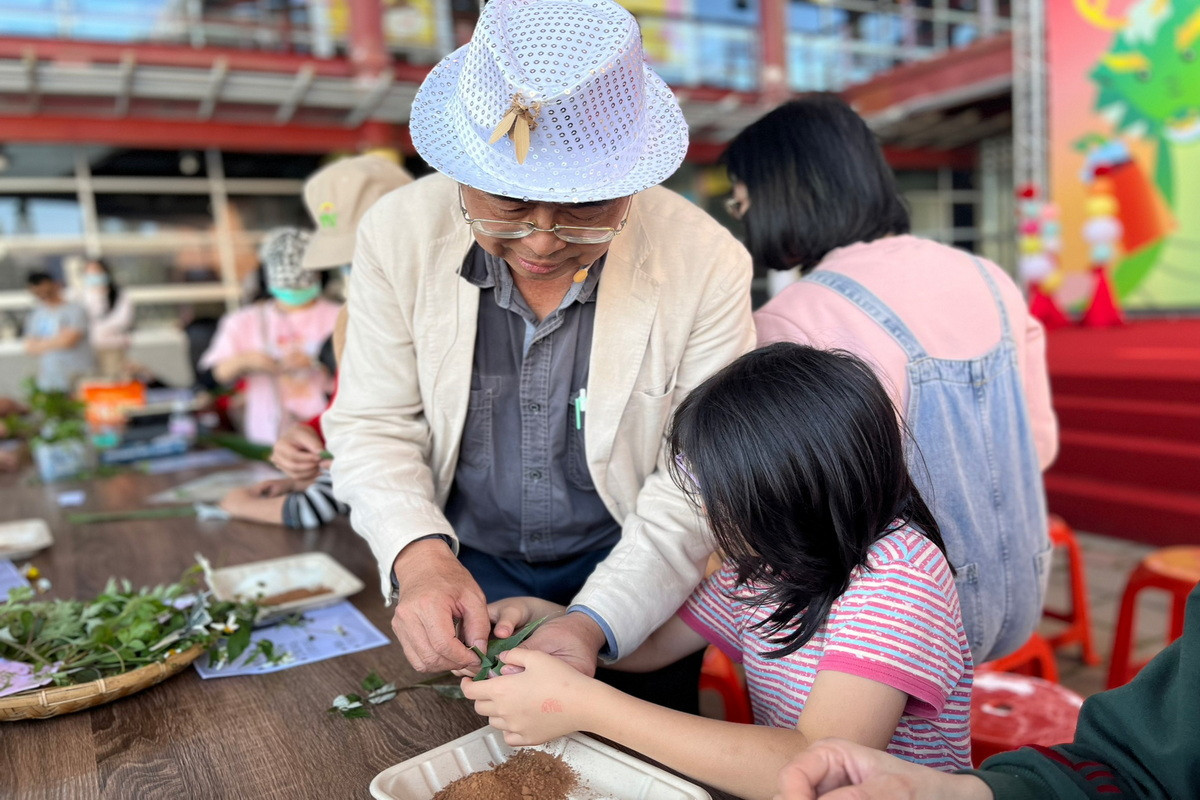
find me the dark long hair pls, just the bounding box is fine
[720,93,910,272]
[87,259,121,312]
[667,343,945,658]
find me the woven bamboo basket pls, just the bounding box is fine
[0,644,205,721]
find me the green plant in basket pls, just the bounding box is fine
[0,563,284,696]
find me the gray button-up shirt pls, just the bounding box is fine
[444,245,620,562]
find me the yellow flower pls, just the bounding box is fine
[21,564,39,580]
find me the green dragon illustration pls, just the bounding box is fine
[1083,0,1200,307]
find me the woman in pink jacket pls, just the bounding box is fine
[723,94,1058,663]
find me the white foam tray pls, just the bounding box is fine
[206,552,364,620]
[0,519,54,561]
[371,725,711,800]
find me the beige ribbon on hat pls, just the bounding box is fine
[488,94,542,164]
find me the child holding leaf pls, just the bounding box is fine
[462,343,973,800]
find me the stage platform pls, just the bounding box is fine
[1045,318,1200,547]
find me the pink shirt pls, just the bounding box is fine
[680,526,974,771]
[755,236,1057,469]
[200,298,341,444]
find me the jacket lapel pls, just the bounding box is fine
[423,226,479,496]
[587,200,660,472]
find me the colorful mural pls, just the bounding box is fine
[1049,0,1200,310]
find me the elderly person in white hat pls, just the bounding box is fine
[322,0,754,706]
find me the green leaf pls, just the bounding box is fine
[361,671,385,693]
[485,616,548,659]
[472,616,550,681]
[429,684,467,700]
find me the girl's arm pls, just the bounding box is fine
[463,650,907,800]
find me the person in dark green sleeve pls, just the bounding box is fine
[773,584,1200,800]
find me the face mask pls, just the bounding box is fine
[271,285,320,307]
[84,274,109,288]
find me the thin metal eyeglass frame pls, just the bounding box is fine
[458,187,632,244]
[723,195,747,220]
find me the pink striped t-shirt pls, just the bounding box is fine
[679,525,973,771]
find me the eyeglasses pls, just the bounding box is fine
[674,453,700,491]
[723,195,748,220]
[459,187,632,245]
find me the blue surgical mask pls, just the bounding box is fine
[271,285,321,307]
[84,274,109,287]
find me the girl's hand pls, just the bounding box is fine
[488,596,566,639]
[460,648,599,746]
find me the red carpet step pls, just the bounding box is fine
[1045,320,1200,547]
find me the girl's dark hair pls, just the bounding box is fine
[87,259,121,312]
[667,342,945,658]
[720,93,910,272]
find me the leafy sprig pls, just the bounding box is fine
[470,616,548,681]
[0,563,272,689]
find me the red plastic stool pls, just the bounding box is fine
[1044,515,1099,665]
[970,672,1083,767]
[699,646,753,724]
[1106,546,1200,689]
[978,631,1058,683]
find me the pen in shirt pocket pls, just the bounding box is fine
[573,388,588,430]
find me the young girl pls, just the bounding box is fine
[462,343,973,800]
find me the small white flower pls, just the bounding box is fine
[331,694,362,711]
[34,577,51,593]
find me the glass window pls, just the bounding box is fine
[0,195,83,237]
[94,193,213,236]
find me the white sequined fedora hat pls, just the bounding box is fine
[409,0,688,203]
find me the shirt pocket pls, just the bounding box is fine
[459,386,494,471]
[567,400,593,491]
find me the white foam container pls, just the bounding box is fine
[370,726,712,800]
[206,552,364,621]
[0,519,54,561]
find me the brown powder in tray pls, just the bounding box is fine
[257,585,333,606]
[431,749,578,800]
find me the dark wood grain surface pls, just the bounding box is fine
[0,463,742,800]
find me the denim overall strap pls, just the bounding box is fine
[968,255,1013,342]
[804,270,928,360]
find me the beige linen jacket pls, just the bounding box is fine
[324,173,755,655]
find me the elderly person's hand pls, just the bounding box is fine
[390,538,492,673]
[775,739,993,800]
[270,423,328,482]
[518,611,607,678]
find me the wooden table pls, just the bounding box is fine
[0,463,741,800]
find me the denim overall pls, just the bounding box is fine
[806,259,1051,663]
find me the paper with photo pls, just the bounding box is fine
[194,600,389,678]
[0,560,30,598]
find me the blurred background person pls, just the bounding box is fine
[222,154,413,529]
[270,153,413,483]
[198,228,340,445]
[24,271,94,393]
[76,258,135,380]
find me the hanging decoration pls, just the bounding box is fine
[1016,184,1071,331]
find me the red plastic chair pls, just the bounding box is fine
[1044,515,1100,666]
[699,646,753,724]
[971,672,1083,767]
[978,631,1059,683]
[1106,546,1200,689]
